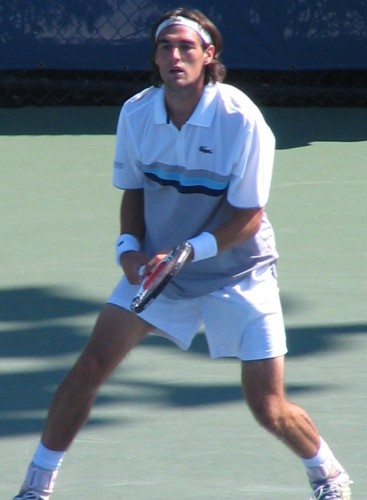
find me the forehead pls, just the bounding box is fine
[156,24,202,44]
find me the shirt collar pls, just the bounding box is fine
[154,83,218,127]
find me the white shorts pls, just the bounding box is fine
[107,264,287,361]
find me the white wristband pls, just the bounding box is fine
[187,232,218,262]
[115,233,141,265]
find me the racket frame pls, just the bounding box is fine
[130,241,192,313]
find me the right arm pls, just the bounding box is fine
[118,189,149,284]
[119,188,145,237]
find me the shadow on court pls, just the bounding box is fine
[263,107,367,149]
[0,286,101,436]
[0,286,101,325]
[1,285,365,437]
[1,106,367,150]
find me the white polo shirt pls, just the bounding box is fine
[113,82,278,299]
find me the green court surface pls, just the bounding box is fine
[1,106,367,499]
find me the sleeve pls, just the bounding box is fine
[112,106,145,190]
[227,112,275,208]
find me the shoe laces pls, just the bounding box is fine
[14,492,46,500]
[311,478,351,500]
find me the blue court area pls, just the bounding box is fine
[1,106,367,498]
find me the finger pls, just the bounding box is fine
[138,265,146,278]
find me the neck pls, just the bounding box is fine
[164,84,204,129]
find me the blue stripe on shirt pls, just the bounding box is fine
[142,164,228,197]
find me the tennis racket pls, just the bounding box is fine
[130,241,192,313]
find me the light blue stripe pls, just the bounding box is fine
[143,165,228,191]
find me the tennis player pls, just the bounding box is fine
[14,7,352,500]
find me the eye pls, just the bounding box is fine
[159,42,171,52]
[180,42,195,51]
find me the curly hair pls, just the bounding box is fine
[150,7,226,86]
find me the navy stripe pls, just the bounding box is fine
[145,172,226,196]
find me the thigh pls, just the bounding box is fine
[241,356,286,412]
[79,303,152,383]
[242,356,285,397]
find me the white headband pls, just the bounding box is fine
[155,16,212,45]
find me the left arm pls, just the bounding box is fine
[188,206,263,262]
[212,206,263,252]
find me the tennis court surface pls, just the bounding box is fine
[1,106,367,499]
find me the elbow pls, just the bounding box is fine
[251,208,264,237]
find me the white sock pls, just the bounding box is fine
[302,437,343,482]
[32,442,65,471]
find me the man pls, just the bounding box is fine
[14,7,352,500]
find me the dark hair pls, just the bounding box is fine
[150,7,226,86]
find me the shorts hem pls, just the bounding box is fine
[209,348,288,362]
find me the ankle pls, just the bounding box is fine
[302,437,344,483]
[33,442,65,471]
[20,463,59,498]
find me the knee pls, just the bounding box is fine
[248,396,288,436]
[64,351,108,396]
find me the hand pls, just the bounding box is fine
[141,244,194,276]
[120,250,171,284]
[143,251,170,273]
[120,251,150,284]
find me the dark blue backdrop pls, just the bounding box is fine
[1,1,366,71]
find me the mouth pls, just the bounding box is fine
[169,67,184,75]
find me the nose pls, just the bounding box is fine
[170,46,181,61]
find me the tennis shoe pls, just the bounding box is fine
[309,471,352,499]
[13,463,58,500]
[13,492,48,500]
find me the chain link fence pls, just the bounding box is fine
[1,0,366,107]
[1,68,366,107]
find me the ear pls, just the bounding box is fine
[203,44,215,65]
